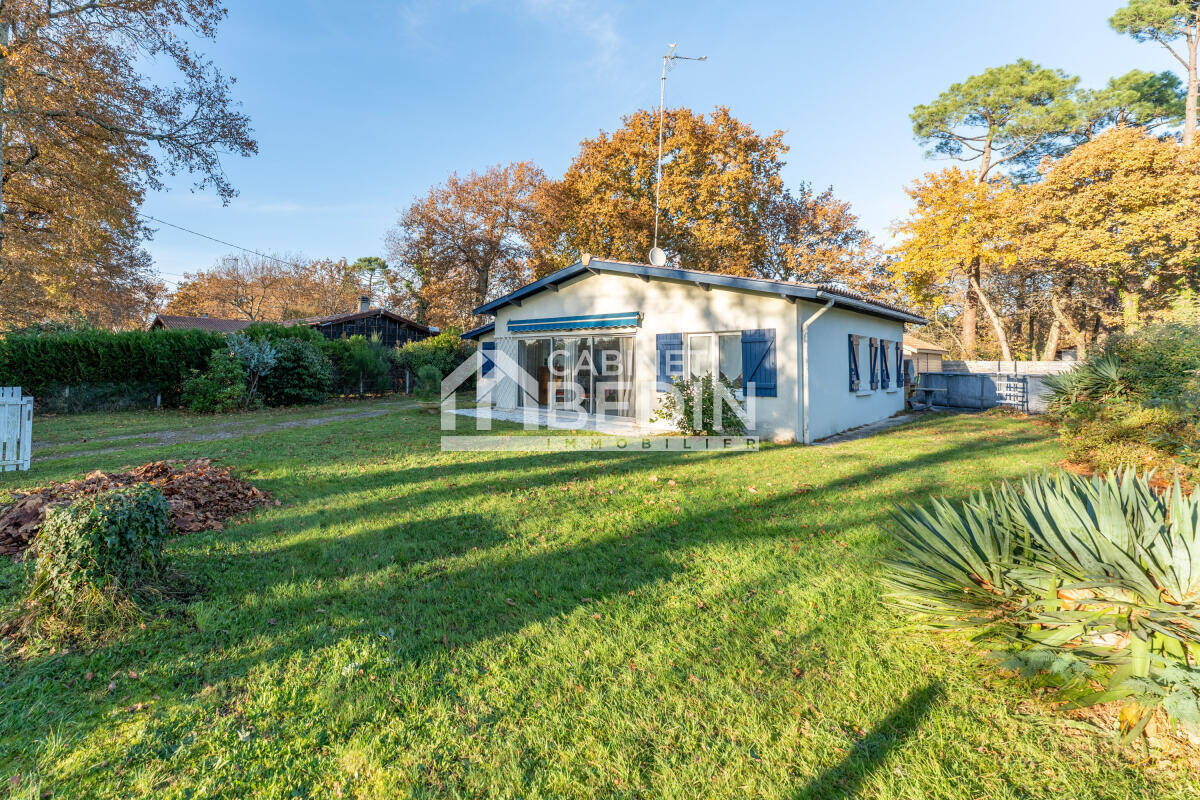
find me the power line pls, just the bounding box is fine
[137,211,306,270]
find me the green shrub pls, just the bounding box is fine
[226,333,278,406]
[394,330,473,384]
[326,334,392,396]
[1043,356,1130,409]
[37,382,163,414]
[181,349,247,413]
[32,485,171,604]
[0,328,225,404]
[416,364,443,399]
[1103,323,1200,401]
[885,469,1200,738]
[241,321,327,345]
[1045,325,1200,479]
[651,374,748,435]
[260,338,333,406]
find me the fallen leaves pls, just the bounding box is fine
[0,459,274,557]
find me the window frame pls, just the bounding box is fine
[683,330,745,397]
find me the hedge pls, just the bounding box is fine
[0,328,225,403]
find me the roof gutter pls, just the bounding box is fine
[801,299,835,445]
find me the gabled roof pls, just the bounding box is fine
[286,307,434,334]
[473,257,928,325]
[461,321,495,340]
[147,314,252,333]
[903,335,948,353]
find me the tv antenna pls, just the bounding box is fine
[650,42,706,267]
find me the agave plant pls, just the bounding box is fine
[1044,356,1131,409]
[886,469,1200,738]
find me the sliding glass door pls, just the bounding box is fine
[517,335,634,418]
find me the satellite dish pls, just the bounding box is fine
[648,247,667,267]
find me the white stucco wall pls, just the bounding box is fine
[479,270,907,443]
[797,303,906,442]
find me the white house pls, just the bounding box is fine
[462,256,927,444]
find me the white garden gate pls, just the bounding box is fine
[0,387,32,471]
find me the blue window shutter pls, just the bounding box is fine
[741,329,776,397]
[656,333,683,391]
[481,341,496,377]
[880,339,891,389]
[848,335,860,392]
[868,338,879,390]
[897,342,906,386]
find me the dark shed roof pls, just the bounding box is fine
[286,308,434,334]
[147,314,252,333]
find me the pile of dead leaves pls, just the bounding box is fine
[0,459,275,557]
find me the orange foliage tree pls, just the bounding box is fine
[166,255,362,321]
[528,106,876,289]
[385,162,545,331]
[889,168,1018,359]
[0,1,255,329]
[1019,126,1200,331]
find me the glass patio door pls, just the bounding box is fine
[528,335,635,418]
[591,336,634,418]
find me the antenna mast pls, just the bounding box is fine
[652,43,706,263]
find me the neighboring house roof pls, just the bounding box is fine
[147,314,252,333]
[285,307,434,334]
[461,321,495,340]
[902,335,948,354]
[473,256,928,325]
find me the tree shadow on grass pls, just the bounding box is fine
[1,414,1050,790]
[793,682,943,800]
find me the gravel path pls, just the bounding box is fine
[812,410,940,445]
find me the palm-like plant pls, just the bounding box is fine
[886,469,1200,738]
[1044,356,1131,409]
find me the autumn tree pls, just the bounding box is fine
[910,60,1079,355]
[528,106,877,290]
[1111,0,1200,146]
[166,254,361,321]
[385,162,544,330]
[1019,127,1200,332]
[889,168,1018,359]
[0,1,255,328]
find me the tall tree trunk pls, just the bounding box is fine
[1050,295,1086,360]
[1119,287,1142,331]
[961,257,980,358]
[960,144,995,359]
[0,20,9,261]
[969,275,1011,360]
[1187,20,1198,148]
[1041,318,1061,361]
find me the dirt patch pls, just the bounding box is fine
[0,459,276,558]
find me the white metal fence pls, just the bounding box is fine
[1,387,33,471]
[940,360,1075,375]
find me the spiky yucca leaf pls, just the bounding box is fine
[883,488,1023,627]
[884,468,1200,733]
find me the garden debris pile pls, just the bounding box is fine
[0,459,275,557]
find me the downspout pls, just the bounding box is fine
[801,298,835,445]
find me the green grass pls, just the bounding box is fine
[0,405,1194,799]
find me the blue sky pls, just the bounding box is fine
[143,0,1179,289]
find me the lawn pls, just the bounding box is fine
[0,405,1195,799]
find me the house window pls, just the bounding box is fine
[685,333,744,390]
[718,333,742,388]
[688,334,713,378]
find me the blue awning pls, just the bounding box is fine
[507,311,641,334]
